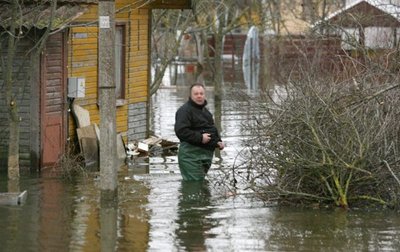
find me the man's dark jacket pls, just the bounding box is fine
[175,97,221,150]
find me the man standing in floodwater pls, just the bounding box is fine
[174,83,224,181]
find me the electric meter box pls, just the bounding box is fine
[68,77,85,98]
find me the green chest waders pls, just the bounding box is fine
[178,142,214,181]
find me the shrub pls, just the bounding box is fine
[241,74,400,209]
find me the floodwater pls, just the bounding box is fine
[1,86,400,252]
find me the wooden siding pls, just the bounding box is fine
[0,34,37,169]
[68,5,150,143]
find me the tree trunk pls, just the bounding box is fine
[8,108,20,179]
[213,32,224,99]
[6,0,20,179]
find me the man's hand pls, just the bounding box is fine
[217,141,224,150]
[202,133,211,144]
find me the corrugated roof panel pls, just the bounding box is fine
[0,3,89,30]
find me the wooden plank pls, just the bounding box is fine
[137,142,149,152]
[76,124,100,170]
[76,124,98,152]
[0,190,28,206]
[117,133,127,162]
[81,137,99,170]
[142,136,162,146]
[72,102,91,128]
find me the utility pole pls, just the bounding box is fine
[98,0,117,199]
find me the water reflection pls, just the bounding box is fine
[2,85,400,251]
[0,177,76,252]
[264,209,400,251]
[100,196,118,252]
[117,170,150,252]
[175,180,215,251]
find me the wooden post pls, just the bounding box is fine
[98,0,117,195]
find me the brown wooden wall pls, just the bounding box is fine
[266,35,345,83]
[0,29,71,171]
[0,32,37,170]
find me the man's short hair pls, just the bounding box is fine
[190,83,205,92]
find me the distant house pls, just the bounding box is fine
[265,0,400,82]
[0,0,192,171]
[267,0,344,35]
[318,0,400,50]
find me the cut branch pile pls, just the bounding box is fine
[241,74,400,209]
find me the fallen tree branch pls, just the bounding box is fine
[348,83,400,108]
[383,160,400,186]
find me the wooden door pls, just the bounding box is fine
[40,32,67,168]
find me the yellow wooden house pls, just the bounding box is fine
[66,0,191,157]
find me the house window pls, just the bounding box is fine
[115,25,126,102]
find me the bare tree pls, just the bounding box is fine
[150,9,193,95]
[191,0,250,98]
